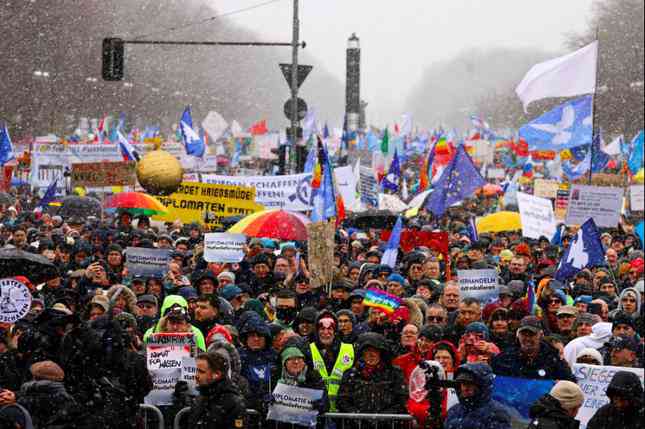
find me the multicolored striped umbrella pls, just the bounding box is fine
[104,192,168,216]
[228,209,311,241]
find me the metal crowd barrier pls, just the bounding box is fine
[138,404,165,429]
[173,407,415,429]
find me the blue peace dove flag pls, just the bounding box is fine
[0,122,15,166]
[519,95,593,151]
[381,150,401,192]
[179,106,206,158]
[555,218,605,281]
[425,145,486,217]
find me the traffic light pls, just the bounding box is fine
[102,38,125,81]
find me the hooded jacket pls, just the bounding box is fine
[527,394,580,429]
[587,371,643,429]
[207,339,248,397]
[238,316,278,413]
[336,332,408,415]
[445,363,512,429]
[143,295,206,351]
[609,287,641,319]
[562,322,612,367]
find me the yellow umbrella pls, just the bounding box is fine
[634,168,644,184]
[477,211,522,233]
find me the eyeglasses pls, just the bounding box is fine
[622,298,637,303]
[549,299,562,305]
[427,316,444,322]
[491,315,507,321]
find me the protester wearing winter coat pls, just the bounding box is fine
[238,315,278,414]
[17,361,79,429]
[336,332,408,418]
[143,295,206,351]
[269,344,329,428]
[491,317,576,382]
[182,353,247,429]
[444,363,512,429]
[527,381,584,429]
[587,370,644,429]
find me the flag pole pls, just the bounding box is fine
[589,30,600,185]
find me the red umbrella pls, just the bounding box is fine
[228,209,311,241]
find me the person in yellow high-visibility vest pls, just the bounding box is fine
[309,310,354,411]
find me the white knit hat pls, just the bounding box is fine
[550,381,584,410]
[575,347,603,365]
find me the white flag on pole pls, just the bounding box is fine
[516,41,598,112]
[603,135,623,156]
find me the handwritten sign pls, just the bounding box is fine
[145,333,196,406]
[71,161,136,187]
[565,185,623,228]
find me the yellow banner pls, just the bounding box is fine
[153,182,263,228]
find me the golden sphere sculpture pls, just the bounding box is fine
[136,149,184,196]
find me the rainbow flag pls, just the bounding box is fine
[364,288,401,315]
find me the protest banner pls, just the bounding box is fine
[517,192,557,240]
[266,382,324,427]
[201,173,312,211]
[457,269,500,304]
[0,278,32,323]
[70,161,136,188]
[125,247,171,278]
[203,233,246,263]
[307,221,335,290]
[630,184,644,211]
[573,364,644,428]
[154,182,263,228]
[145,333,196,406]
[565,185,624,228]
[534,179,560,199]
[359,166,379,208]
[30,142,123,188]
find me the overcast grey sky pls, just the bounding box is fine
[212,0,594,124]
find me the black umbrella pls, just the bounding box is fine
[51,196,102,219]
[0,248,59,284]
[0,192,15,206]
[344,209,401,230]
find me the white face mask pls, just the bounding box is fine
[270,297,277,308]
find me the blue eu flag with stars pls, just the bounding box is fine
[425,145,486,217]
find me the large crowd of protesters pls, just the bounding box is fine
[0,189,642,429]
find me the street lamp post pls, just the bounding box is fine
[288,0,301,174]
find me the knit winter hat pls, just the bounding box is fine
[281,346,305,367]
[575,348,603,365]
[30,361,65,382]
[550,380,584,410]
